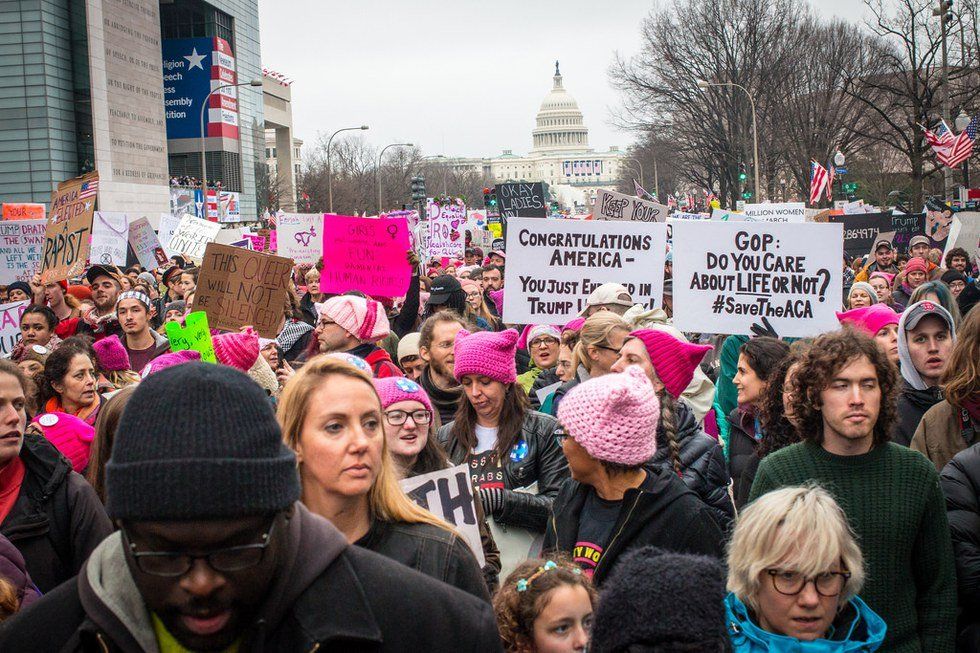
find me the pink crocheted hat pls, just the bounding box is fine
[836,304,900,336]
[629,329,712,398]
[140,350,201,377]
[319,295,390,342]
[558,365,660,466]
[373,377,433,413]
[488,289,505,317]
[32,412,95,473]
[92,335,131,373]
[213,329,260,372]
[454,328,519,384]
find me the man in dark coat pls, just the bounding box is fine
[0,363,501,652]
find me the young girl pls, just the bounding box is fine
[494,558,596,653]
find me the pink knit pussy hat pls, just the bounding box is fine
[558,365,660,466]
[373,377,433,413]
[629,329,712,398]
[212,329,260,372]
[92,335,130,372]
[453,328,519,384]
[32,412,95,473]
[836,304,900,336]
[488,289,505,316]
[320,295,390,342]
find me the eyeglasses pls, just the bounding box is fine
[384,409,432,426]
[466,291,481,300]
[123,520,277,577]
[554,426,570,444]
[530,338,559,348]
[765,569,850,597]
[593,344,620,354]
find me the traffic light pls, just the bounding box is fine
[487,186,498,209]
[482,187,491,208]
[742,191,752,200]
[738,163,747,182]
[934,0,954,23]
[411,176,426,201]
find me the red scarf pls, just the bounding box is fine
[963,395,980,424]
[0,457,25,524]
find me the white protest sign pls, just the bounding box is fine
[428,200,465,259]
[0,301,28,357]
[668,212,711,221]
[399,463,485,566]
[672,221,843,338]
[167,214,221,263]
[503,217,668,324]
[90,212,130,266]
[0,219,45,285]
[158,213,181,257]
[943,212,980,260]
[276,213,321,265]
[128,217,168,270]
[413,221,431,261]
[742,202,806,223]
[710,208,754,222]
[593,188,668,222]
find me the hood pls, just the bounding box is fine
[0,533,40,610]
[725,593,886,652]
[897,307,957,390]
[622,305,669,328]
[79,504,347,651]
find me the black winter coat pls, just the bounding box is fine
[543,466,725,586]
[357,518,490,602]
[940,443,980,645]
[0,431,112,593]
[650,401,734,528]
[728,407,761,510]
[894,381,944,447]
[438,410,569,533]
[528,368,561,410]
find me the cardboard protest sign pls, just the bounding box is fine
[671,222,843,338]
[399,463,485,566]
[2,204,45,221]
[742,202,806,223]
[497,182,547,218]
[320,215,411,297]
[128,217,168,271]
[157,212,181,256]
[41,172,99,283]
[164,311,217,363]
[192,244,294,339]
[0,301,28,357]
[167,214,222,263]
[593,189,668,222]
[502,217,668,324]
[471,229,495,250]
[427,200,465,260]
[0,220,45,285]
[90,212,130,267]
[829,212,925,257]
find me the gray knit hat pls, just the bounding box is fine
[105,362,300,520]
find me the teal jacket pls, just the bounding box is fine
[725,593,886,653]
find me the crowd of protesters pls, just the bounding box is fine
[0,225,975,652]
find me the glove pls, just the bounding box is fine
[479,487,505,517]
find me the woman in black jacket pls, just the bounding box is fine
[278,355,489,602]
[437,329,569,577]
[941,442,980,651]
[544,365,724,586]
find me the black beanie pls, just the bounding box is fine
[105,362,300,521]
[590,547,728,653]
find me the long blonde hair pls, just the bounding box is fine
[277,355,453,530]
[572,312,629,373]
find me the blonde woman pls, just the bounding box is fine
[278,355,490,601]
[725,485,886,651]
[549,312,630,416]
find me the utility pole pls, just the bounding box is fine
[936,0,954,200]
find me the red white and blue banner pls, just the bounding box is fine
[161,37,240,140]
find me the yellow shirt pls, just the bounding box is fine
[151,613,240,653]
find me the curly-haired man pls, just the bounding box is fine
[748,328,956,653]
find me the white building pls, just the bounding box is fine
[448,63,626,209]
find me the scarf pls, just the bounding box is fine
[45,396,100,425]
[0,457,25,524]
[963,395,980,424]
[82,307,118,333]
[277,319,313,352]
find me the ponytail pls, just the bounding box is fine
[659,392,683,477]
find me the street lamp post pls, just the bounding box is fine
[956,109,971,190]
[421,155,448,195]
[377,143,413,214]
[935,0,954,200]
[326,125,369,213]
[834,150,846,201]
[199,79,263,217]
[697,79,761,201]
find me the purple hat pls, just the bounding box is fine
[92,335,131,373]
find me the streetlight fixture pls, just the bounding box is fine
[833,151,846,201]
[199,79,263,216]
[697,78,760,201]
[377,143,414,214]
[956,109,971,188]
[327,125,370,213]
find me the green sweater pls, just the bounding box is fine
[749,441,956,653]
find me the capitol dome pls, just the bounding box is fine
[531,62,590,154]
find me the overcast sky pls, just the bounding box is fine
[258,0,865,159]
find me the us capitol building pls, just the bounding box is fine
[448,63,626,209]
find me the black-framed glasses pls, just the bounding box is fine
[123,520,277,577]
[593,344,619,354]
[766,569,850,597]
[385,409,432,426]
[554,426,571,444]
[530,337,559,348]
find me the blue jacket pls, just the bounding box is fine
[725,593,886,652]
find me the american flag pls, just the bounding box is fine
[922,120,962,167]
[809,161,829,205]
[78,179,99,200]
[939,116,978,168]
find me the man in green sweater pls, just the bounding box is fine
[749,329,956,653]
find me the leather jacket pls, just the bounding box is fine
[438,410,569,533]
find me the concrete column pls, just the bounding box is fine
[275,127,296,211]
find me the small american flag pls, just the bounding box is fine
[78,180,99,200]
[922,121,957,165]
[809,161,829,206]
[633,179,654,201]
[939,116,978,168]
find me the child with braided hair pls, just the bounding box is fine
[611,329,735,527]
[493,558,596,653]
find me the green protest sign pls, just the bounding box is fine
[165,311,217,363]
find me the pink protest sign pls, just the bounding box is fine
[320,214,411,297]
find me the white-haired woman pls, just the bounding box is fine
[725,485,886,651]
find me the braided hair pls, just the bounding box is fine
[658,391,684,477]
